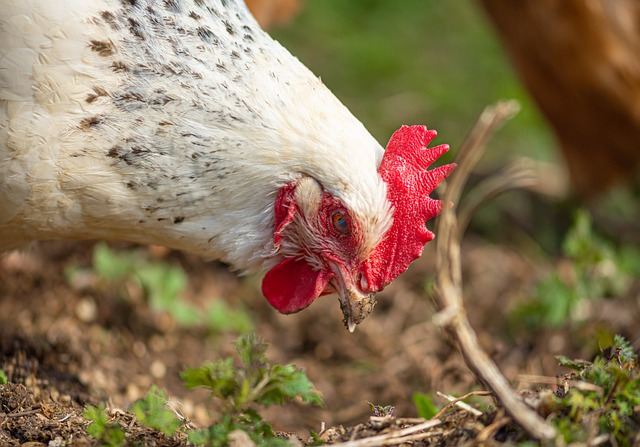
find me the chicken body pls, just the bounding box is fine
[1,0,450,329]
[480,0,640,197]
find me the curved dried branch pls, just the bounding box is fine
[456,157,538,236]
[433,101,556,441]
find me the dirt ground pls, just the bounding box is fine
[1,234,639,445]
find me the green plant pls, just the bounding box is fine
[367,401,395,417]
[130,385,183,436]
[412,392,439,419]
[91,243,199,326]
[206,300,254,334]
[84,403,126,447]
[181,334,323,447]
[512,209,640,329]
[0,369,7,385]
[550,335,640,445]
[67,243,253,332]
[82,335,319,446]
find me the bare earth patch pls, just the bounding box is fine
[1,240,638,445]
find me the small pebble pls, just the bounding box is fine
[150,360,166,379]
[75,297,98,323]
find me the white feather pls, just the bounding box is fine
[0,0,392,272]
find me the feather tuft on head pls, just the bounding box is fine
[363,125,455,291]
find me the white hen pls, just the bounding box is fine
[0,0,452,330]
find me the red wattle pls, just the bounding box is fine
[262,258,333,314]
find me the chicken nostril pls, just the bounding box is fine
[359,273,369,292]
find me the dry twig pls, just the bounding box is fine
[456,157,538,236]
[434,100,557,440]
[518,374,603,393]
[476,409,511,442]
[328,419,443,447]
[433,390,491,419]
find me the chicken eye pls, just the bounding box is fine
[332,211,350,235]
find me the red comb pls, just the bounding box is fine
[363,125,455,291]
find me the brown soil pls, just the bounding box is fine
[1,240,638,445]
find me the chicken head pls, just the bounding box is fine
[262,125,455,331]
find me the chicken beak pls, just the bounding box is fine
[339,288,376,332]
[328,263,376,332]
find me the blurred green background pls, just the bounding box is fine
[272,0,557,168]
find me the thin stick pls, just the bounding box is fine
[3,408,43,418]
[476,410,511,442]
[434,100,556,441]
[433,390,492,419]
[518,374,603,392]
[328,419,443,447]
[456,158,539,236]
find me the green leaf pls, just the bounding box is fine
[207,300,254,333]
[92,243,137,281]
[556,355,591,372]
[187,415,235,447]
[613,334,638,367]
[83,403,126,447]
[511,209,639,331]
[136,263,187,309]
[0,369,7,385]
[181,358,238,400]
[187,414,291,447]
[84,403,109,437]
[553,337,640,444]
[130,385,183,436]
[90,244,204,327]
[261,365,323,407]
[367,401,395,417]
[234,333,268,372]
[181,334,324,445]
[412,392,439,419]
